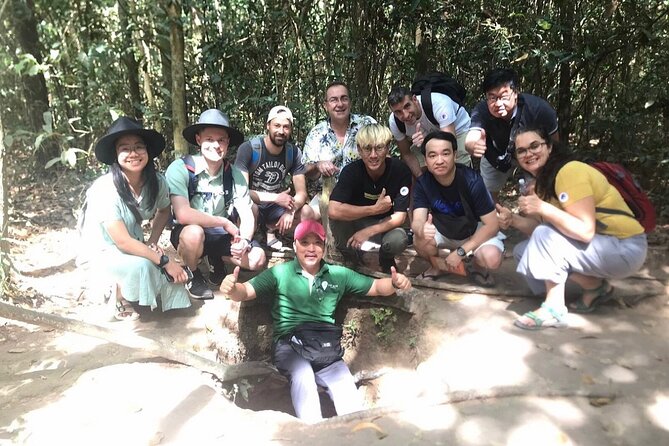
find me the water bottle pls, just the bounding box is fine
[518,178,528,196]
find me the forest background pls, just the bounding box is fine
[0,0,668,284]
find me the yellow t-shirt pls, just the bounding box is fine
[552,161,644,239]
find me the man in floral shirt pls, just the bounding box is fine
[302,81,376,219]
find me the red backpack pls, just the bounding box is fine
[591,161,656,233]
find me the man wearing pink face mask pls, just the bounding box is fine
[465,69,560,202]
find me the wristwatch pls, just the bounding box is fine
[157,254,169,268]
[456,247,467,258]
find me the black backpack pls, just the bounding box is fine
[395,72,467,134]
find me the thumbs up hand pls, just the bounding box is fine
[220,266,240,296]
[390,266,412,291]
[471,129,487,158]
[496,203,513,230]
[411,122,425,147]
[423,213,437,240]
[374,187,392,214]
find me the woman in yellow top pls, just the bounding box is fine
[497,127,647,330]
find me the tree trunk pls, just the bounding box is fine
[10,0,55,165]
[0,112,8,290]
[165,0,188,156]
[118,0,143,120]
[556,0,575,142]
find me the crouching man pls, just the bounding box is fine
[220,219,411,422]
[328,123,412,273]
[412,131,504,286]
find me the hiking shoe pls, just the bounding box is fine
[187,270,214,300]
[208,263,227,289]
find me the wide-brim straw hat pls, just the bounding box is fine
[182,109,244,147]
[94,116,165,165]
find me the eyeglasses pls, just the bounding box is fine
[486,92,515,104]
[515,141,546,158]
[326,96,350,105]
[117,144,148,155]
[360,144,387,155]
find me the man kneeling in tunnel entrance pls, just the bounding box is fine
[219,219,411,422]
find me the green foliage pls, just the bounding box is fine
[0,0,667,216]
[370,307,397,343]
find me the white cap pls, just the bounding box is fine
[267,106,294,124]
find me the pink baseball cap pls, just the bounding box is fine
[294,220,326,241]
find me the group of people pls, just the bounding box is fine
[77,67,648,421]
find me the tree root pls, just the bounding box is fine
[317,384,619,426]
[0,301,275,382]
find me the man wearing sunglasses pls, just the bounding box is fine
[465,68,560,201]
[328,124,412,273]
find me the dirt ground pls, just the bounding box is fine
[2,169,669,445]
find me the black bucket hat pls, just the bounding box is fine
[94,117,165,165]
[182,109,244,147]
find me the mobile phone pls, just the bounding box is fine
[163,266,193,283]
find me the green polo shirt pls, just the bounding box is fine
[165,154,251,218]
[249,259,374,340]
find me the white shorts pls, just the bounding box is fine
[434,224,506,254]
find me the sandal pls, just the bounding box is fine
[514,303,568,330]
[416,271,449,281]
[467,266,495,288]
[569,280,614,314]
[113,298,139,322]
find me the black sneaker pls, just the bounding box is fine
[208,263,227,289]
[186,270,214,300]
[379,255,397,274]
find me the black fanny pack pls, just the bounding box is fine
[289,322,344,368]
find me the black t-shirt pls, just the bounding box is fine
[330,158,412,219]
[470,93,558,171]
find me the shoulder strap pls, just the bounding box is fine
[455,166,476,222]
[285,142,295,172]
[420,88,440,127]
[249,137,263,173]
[182,154,197,202]
[222,161,234,208]
[394,115,406,134]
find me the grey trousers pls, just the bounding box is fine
[514,224,647,295]
[273,339,362,423]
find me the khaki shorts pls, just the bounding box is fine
[480,156,516,193]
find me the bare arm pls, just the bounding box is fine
[496,203,540,237]
[105,219,187,283]
[520,194,596,243]
[366,267,412,296]
[411,207,429,238]
[459,210,499,253]
[465,128,487,158]
[147,206,172,245]
[329,199,389,221]
[219,266,258,301]
[171,195,238,234]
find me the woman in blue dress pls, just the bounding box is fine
[78,117,191,321]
